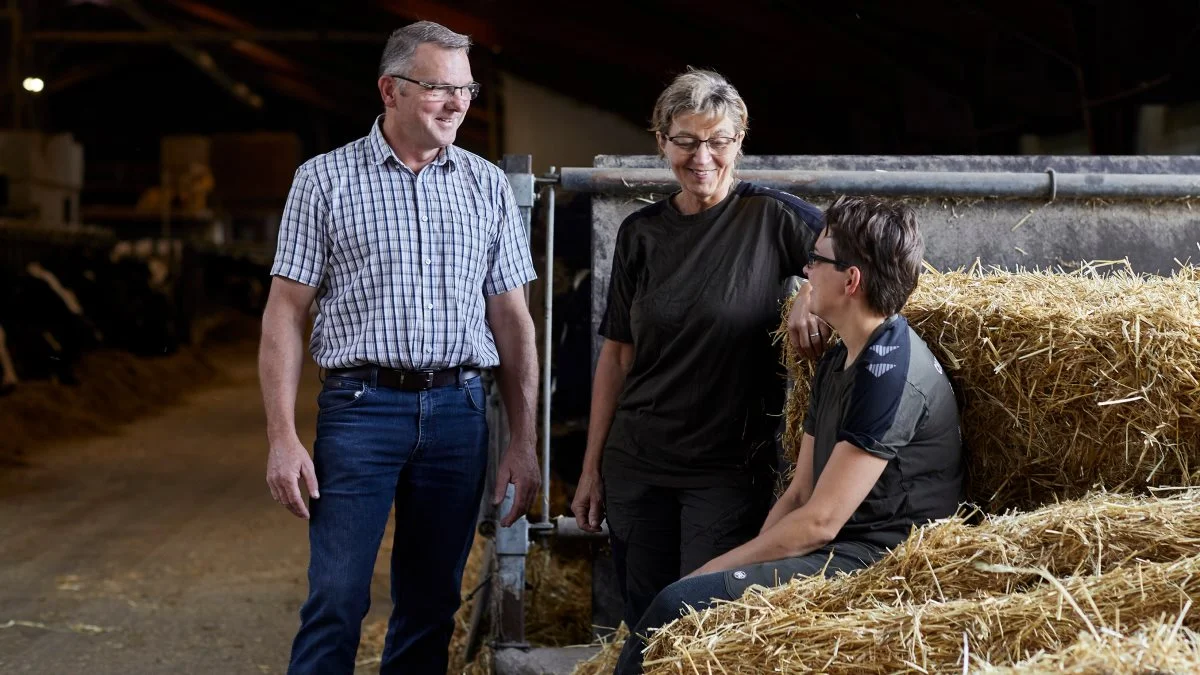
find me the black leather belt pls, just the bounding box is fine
[327,365,480,391]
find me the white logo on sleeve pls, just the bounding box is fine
[867,363,896,377]
[933,358,944,374]
[732,570,747,580]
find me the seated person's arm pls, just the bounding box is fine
[759,432,817,534]
[692,441,887,575]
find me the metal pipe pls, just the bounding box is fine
[558,167,1200,200]
[539,182,555,526]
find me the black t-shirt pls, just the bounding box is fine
[803,315,965,549]
[599,181,822,487]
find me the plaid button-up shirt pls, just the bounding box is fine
[270,117,537,370]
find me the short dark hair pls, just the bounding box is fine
[823,195,924,316]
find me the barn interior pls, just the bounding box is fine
[2,1,1200,674]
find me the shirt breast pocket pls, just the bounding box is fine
[446,211,494,288]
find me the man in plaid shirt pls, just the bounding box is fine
[259,21,540,675]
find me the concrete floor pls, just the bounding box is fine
[0,346,396,674]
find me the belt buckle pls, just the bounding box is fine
[421,370,435,389]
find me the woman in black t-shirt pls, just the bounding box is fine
[570,68,830,634]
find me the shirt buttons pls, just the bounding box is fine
[420,216,428,222]
[425,347,432,353]
[426,303,433,309]
[424,258,432,265]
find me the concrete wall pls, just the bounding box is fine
[500,72,654,175]
[587,155,1200,363]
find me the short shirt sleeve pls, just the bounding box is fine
[483,175,537,296]
[270,164,329,287]
[801,351,835,436]
[837,359,927,461]
[771,190,823,277]
[597,215,640,343]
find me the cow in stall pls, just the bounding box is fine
[101,239,185,355]
[0,261,101,385]
[47,239,186,356]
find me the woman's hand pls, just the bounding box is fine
[787,283,831,360]
[571,469,606,532]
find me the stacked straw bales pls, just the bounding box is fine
[645,553,1200,673]
[782,262,1200,511]
[640,491,1200,673]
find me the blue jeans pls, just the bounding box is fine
[287,371,489,675]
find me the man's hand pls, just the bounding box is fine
[266,436,319,519]
[493,442,541,527]
[787,283,832,360]
[570,469,605,532]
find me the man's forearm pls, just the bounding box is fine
[259,304,307,442]
[492,311,538,446]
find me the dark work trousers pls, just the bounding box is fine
[613,540,883,674]
[603,473,772,632]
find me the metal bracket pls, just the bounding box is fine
[507,173,536,209]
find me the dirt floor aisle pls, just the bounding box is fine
[0,345,390,674]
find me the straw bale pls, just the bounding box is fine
[569,624,629,675]
[643,553,1200,674]
[772,490,1200,614]
[980,620,1200,674]
[779,263,1200,511]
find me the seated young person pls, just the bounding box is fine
[614,195,965,674]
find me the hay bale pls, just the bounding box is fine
[643,553,1200,674]
[780,263,1200,511]
[979,620,1200,674]
[759,490,1200,614]
[574,492,1200,674]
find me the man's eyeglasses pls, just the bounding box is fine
[807,249,854,270]
[391,74,481,101]
[664,135,739,153]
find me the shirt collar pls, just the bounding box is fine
[368,115,456,171]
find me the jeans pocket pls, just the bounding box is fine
[318,377,369,414]
[462,377,486,414]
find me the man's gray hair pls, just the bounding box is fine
[378,21,472,78]
[650,67,749,138]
